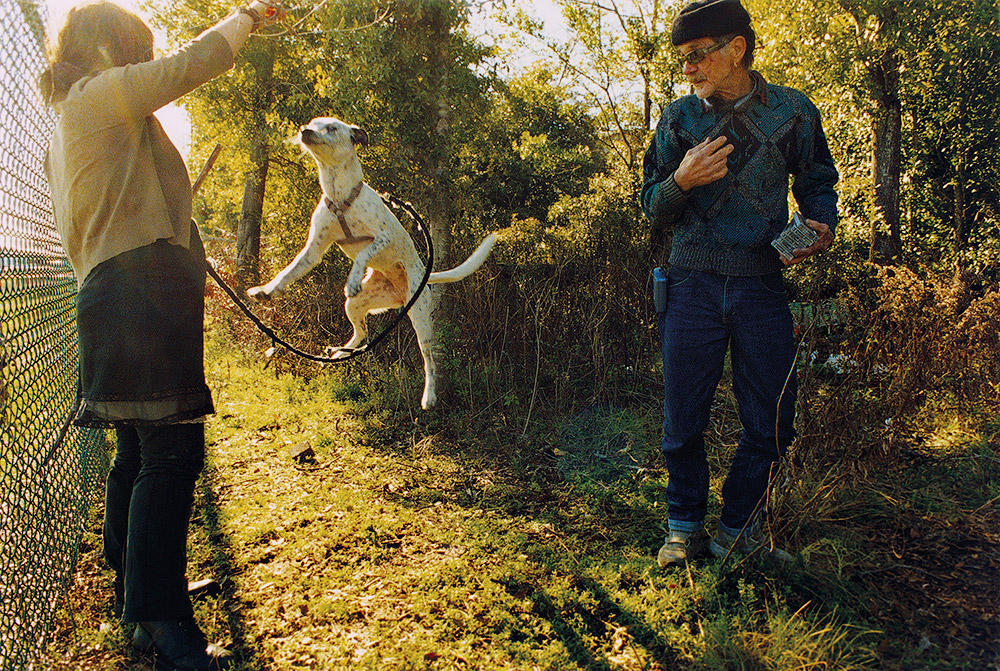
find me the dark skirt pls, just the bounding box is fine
[74,231,214,427]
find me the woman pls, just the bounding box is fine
[41,2,281,668]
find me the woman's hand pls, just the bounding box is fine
[246,1,286,29]
[219,1,285,52]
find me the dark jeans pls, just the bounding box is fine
[103,423,205,622]
[658,268,796,535]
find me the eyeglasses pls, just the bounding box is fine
[675,35,734,68]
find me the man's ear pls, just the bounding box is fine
[729,35,747,66]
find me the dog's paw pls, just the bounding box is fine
[247,285,282,301]
[246,285,269,301]
[344,279,362,298]
[420,389,437,410]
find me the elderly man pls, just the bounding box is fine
[640,0,839,567]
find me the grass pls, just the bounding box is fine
[40,326,999,670]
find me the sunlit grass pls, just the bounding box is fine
[177,330,890,670]
[40,325,999,670]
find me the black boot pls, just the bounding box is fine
[113,575,125,619]
[119,578,220,619]
[133,620,233,670]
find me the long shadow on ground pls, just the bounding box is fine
[192,464,263,671]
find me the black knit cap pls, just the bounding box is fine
[671,0,751,46]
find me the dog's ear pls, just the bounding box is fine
[350,126,370,148]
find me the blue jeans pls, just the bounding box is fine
[658,268,796,535]
[103,423,205,621]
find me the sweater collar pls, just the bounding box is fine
[701,70,768,114]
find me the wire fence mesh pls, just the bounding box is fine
[0,0,109,669]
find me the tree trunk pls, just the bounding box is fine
[235,47,275,291]
[868,46,903,264]
[953,161,969,252]
[236,137,268,291]
[425,12,453,318]
[952,92,969,253]
[642,66,651,130]
[417,4,457,405]
[430,99,453,280]
[841,1,905,264]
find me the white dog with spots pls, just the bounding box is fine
[247,117,495,409]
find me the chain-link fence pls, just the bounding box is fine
[0,0,109,668]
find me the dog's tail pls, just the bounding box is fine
[427,234,497,284]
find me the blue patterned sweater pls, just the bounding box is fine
[641,71,839,275]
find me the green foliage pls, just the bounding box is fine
[749,0,1000,272]
[456,65,605,234]
[696,607,876,670]
[504,0,677,169]
[903,0,1000,273]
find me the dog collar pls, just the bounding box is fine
[324,182,374,244]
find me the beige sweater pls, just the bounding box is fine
[46,30,235,286]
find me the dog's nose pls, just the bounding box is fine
[300,127,317,144]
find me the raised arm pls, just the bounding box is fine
[75,1,283,123]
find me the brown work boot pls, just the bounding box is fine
[709,526,793,563]
[657,530,707,568]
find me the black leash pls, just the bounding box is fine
[204,192,433,365]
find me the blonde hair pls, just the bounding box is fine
[40,1,153,105]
